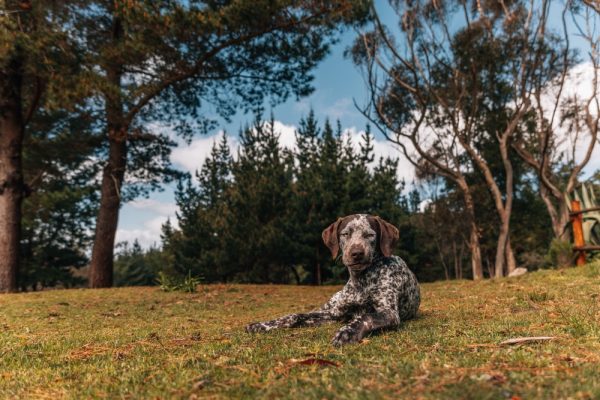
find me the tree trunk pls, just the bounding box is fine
[556,201,571,241]
[494,134,515,279]
[506,236,517,275]
[89,15,125,288]
[494,217,509,278]
[469,224,484,280]
[89,132,127,288]
[0,62,24,293]
[460,184,484,280]
[540,184,571,241]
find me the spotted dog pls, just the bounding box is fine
[245,214,420,346]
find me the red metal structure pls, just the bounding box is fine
[570,200,600,266]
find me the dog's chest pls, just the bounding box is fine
[345,266,389,304]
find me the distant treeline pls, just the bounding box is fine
[114,112,597,286]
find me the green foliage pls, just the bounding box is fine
[114,241,172,287]
[19,110,100,290]
[68,0,370,197]
[546,238,574,268]
[164,113,411,284]
[156,270,202,293]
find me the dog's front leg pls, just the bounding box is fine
[246,311,338,333]
[331,309,399,346]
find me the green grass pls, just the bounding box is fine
[2,263,600,399]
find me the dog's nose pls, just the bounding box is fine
[351,249,364,260]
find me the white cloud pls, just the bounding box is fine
[128,199,178,215]
[116,202,178,249]
[170,130,238,174]
[324,97,355,120]
[542,61,600,177]
[272,120,297,150]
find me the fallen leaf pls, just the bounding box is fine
[470,372,506,384]
[499,336,555,346]
[289,358,340,367]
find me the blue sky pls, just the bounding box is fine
[116,1,600,249]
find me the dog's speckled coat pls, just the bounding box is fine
[245,214,420,346]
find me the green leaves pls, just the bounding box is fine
[165,113,408,284]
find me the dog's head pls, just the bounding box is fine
[322,214,399,272]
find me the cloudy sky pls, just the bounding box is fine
[116,2,599,249]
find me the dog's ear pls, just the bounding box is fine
[322,218,343,259]
[375,216,399,257]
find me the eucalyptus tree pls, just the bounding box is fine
[351,0,576,278]
[512,1,599,250]
[70,0,369,288]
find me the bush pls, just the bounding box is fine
[546,239,573,268]
[156,271,202,293]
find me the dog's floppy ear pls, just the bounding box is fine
[375,216,399,257]
[322,218,343,259]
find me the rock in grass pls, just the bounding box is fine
[508,267,528,277]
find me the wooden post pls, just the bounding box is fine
[571,200,586,266]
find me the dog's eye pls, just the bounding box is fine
[364,233,375,239]
[340,232,349,237]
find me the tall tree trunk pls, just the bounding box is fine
[89,16,126,288]
[0,61,24,293]
[469,224,484,280]
[494,134,515,278]
[89,132,127,287]
[494,212,510,278]
[540,185,571,241]
[506,236,517,274]
[460,183,484,280]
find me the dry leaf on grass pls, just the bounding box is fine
[289,358,340,367]
[499,336,555,346]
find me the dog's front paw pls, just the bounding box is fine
[332,327,361,346]
[245,322,270,333]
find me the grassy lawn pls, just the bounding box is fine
[2,263,600,399]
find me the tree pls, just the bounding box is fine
[71,0,369,288]
[350,3,485,279]
[0,1,82,292]
[19,109,100,290]
[352,0,571,278]
[512,1,599,254]
[291,110,331,284]
[114,241,170,286]
[166,134,232,281]
[225,118,296,282]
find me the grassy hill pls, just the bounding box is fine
[1,263,600,399]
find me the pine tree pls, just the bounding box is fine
[69,0,369,288]
[19,109,100,290]
[165,134,233,281]
[343,125,374,214]
[292,110,326,284]
[226,118,296,282]
[1,1,85,292]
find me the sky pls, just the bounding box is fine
[115,2,600,249]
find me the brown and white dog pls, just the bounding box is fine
[246,214,420,346]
